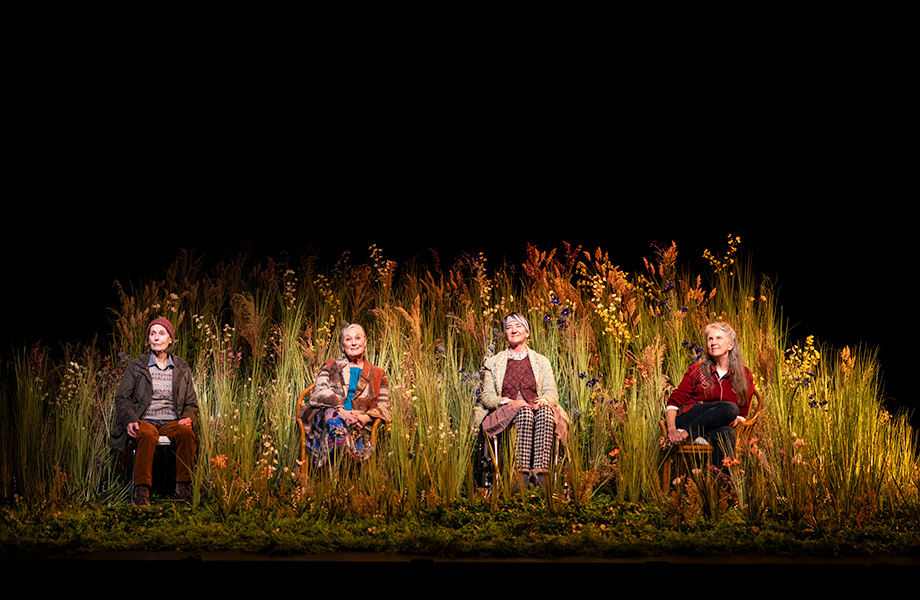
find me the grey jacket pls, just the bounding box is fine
[108,352,199,452]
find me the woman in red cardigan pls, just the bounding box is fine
[665,321,753,468]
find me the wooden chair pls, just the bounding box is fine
[659,388,763,493]
[294,383,385,476]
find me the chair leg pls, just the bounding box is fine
[661,452,671,494]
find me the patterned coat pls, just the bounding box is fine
[301,357,391,435]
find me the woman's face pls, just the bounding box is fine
[505,320,528,349]
[707,328,734,360]
[149,324,173,353]
[342,326,367,361]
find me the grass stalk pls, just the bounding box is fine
[0,236,916,539]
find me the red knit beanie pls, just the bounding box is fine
[146,317,175,341]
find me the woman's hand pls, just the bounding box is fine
[667,427,689,444]
[339,409,371,426]
[665,409,687,444]
[178,417,192,427]
[533,398,549,409]
[127,422,140,438]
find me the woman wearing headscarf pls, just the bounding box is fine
[480,312,567,489]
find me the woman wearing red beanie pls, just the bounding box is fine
[109,317,199,506]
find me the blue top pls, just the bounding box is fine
[343,366,362,410]
[148,353,175,370]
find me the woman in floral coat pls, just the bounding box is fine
[300,323,391,466]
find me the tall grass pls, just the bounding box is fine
[1,238,916,528]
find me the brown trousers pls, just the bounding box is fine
[134,420,196,487]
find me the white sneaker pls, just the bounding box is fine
[693,437,710,446]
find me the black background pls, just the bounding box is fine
[2,10,917,586]
[3,38,914,430]
[3,191,914,430]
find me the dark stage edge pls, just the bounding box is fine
[3,551,918,589]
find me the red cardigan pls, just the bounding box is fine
[667,362,753,418]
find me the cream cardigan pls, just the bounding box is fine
[480,348,560,411]
[476,348,569,442]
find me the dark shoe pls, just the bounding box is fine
[175,481,192,504]
[532,469,548,489]
[133,485,150,507]
[511,469,531,493]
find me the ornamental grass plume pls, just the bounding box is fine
[0,235,916,534]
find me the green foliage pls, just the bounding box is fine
[1,237,918,553]
[2,494,919,559]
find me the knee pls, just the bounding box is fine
[172,424,196,443]
[728,402,739,420]
[720,401,739,420]
[514,408,534,426]
[135,421,158,441]
[534,405,554,424]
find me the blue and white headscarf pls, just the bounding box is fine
[502,312,530,334]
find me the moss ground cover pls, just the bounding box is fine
[2,237,918,562]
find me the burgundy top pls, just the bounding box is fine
[501,358,538,404]
[667,362,753,418]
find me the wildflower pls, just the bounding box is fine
[210,454,228,469]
